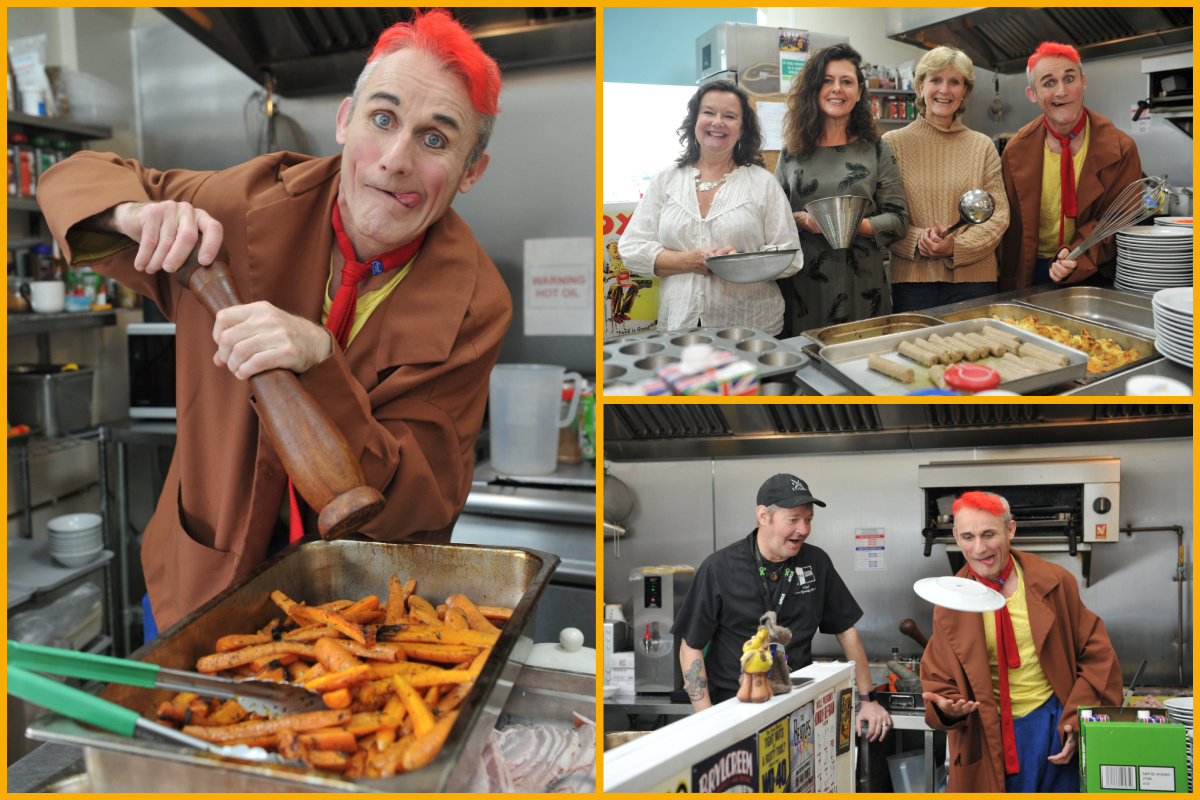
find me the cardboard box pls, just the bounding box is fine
[1078,706,1188,792]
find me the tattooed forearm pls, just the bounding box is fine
[684,658,708,700]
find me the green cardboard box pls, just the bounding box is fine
[1078,706,1188,792]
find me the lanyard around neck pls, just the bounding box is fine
[751,534,796,615]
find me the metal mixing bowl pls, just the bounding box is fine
[705,249,799,283]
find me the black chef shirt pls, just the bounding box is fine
[671,529,863,703]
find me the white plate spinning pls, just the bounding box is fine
[914,576,1005,612]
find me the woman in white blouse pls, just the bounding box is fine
[618,80,802,335]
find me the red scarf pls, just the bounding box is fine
[1044,111,1088,250]
[288,204,425,543]
[968,555,1021,775]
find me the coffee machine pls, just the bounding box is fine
[631,569,693,696]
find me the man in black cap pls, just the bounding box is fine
[672,474,892,739]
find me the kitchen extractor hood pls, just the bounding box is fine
[885,8,1192,74]
[604,403,1191,460]
[158,7,596,97]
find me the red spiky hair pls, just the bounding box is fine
[953,491,1007,518]
[369,8,501,117]
[1027,41,1081,75]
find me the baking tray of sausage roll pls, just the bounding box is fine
[936,303,1158,384]
[25,538,559,793]
[603,326,809,386]
[815,319,1088,395]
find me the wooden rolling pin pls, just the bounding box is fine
[899,618,929,649]
[174,243,385,540]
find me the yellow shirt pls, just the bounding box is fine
[320,255,416,349]
[982,559,1055,718]
[1037,120,1091,258]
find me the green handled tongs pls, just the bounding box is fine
[7,662,300,764]
[8,639,323,716]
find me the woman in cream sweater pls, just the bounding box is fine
[883,46,1009,313]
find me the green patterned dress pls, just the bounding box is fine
[774,138,909,336]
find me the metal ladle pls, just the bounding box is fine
[943,189,995,235]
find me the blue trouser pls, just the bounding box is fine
[891,281,997,313]
[1033,256,1056,286]
[1004,694,1078,793]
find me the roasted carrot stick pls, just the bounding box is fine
[195,641,316,674]
[183,708,351,743]
[476,605,513,622]
[341,595,379,615]
[373,733,418,778]
[377,624,497,647]
[444,594,500,636]
[402,668,478,688]
[321,688,353,709]
[392,642,480,664]
[400,710,458,772]
[298,729,358,752]
[389,674,435,736]
[406,595,441,627]
[303,664,375,693]
[289,605,369,645]
[305,750,349,770]
[315,637,363,673]
[443,607,469,631]
[215,633,273,652]
[385,575,408,625]
[338,641,399,662]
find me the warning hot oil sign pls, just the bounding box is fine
[530,271,587,303]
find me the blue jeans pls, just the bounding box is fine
[1003,694,1079,793]
[890,281,997,313]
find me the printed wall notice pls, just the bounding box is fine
[758,718,789,792]
[692,734,758,792]
[854,528,886,571]
[523,236,593,336]
[789,702,815,792]
[813,689,838,792]
[778,28,808,90]
[602,204,659,336]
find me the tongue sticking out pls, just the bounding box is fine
[391,191,420,208]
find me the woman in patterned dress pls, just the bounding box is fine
[775,43,910,335]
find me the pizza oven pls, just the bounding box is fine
[917,456,1120,585]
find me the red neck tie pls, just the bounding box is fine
[1044,111,1088,249]
[287,204,425,542]
[968,555,1021,775]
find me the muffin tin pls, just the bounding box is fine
[603,326,810,386]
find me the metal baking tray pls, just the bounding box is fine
[816,318,1088,395]
[802,313,946,346]
[937,303,1157,383]
[603,326,809,386]
[27,538,559,793]
[1019,287,1157,339]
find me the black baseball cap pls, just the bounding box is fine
[757,474,826,509]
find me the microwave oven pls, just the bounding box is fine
[127,321,176,419]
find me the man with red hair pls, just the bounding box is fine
[998,41,1144,290]
[38,9,513,633]
[919,490,1121,792]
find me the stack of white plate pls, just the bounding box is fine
[47,513,104,568]
[1113,224,1192,296]
[1163,697,1194,791]
[1155,216,1193,229]
[1152,288,1193,368]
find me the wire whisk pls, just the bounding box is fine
[1065,176,1166,261]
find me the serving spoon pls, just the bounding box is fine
[943,189,995,235]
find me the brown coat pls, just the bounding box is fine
[999,108,1143,291]
[919,550,1122,793]
[38,151,512,630]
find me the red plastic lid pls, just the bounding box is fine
[944,363,1000,392]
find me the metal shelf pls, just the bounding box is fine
[7,111,112,140]
[7,196,41,212]
[8,310,117,336]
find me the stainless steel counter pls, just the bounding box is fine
[791,284,1191,396]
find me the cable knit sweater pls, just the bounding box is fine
[883,114,1009,284]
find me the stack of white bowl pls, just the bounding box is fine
[1152,287,1193,369]
[1163,698,1193,791]
[1114,224,1193,296]
[47,513,104,568]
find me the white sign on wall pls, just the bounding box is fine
[854,528,886,571]
[523,236,594,336]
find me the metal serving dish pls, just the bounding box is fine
[704,249,799,283]
[803,313,946,346]
[27,538,559,793]
[816,318,1087,395]
[1020,287,1157,339]
[937,303,1157,383]
[603,326,809,386]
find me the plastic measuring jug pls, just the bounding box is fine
[489,364,583,475]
